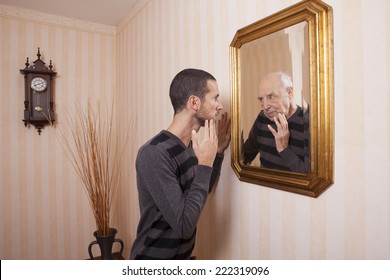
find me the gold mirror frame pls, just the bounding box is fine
[230,0,334,197]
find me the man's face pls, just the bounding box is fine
[257,75,293,121]
[196,80,223,125]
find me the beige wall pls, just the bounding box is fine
[1,0,390,260]
[0,5,117,259]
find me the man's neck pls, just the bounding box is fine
[167,113,200,147]
[287,104,298,119]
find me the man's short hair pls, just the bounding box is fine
[169,68,216,114]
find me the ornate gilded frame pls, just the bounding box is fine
[230,0,334,197]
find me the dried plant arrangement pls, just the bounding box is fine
[58,99,131,237]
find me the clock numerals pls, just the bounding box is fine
[31,77,47,92]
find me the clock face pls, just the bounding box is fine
[31,77,47,92]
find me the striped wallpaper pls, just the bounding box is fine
[0,4,117,259]
[1,0,390,260]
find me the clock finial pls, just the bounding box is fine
[37,47,41,60]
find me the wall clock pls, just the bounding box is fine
[20,48,57,134]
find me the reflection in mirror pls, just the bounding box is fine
[230,0,334,197]
[241,72,310,174]
[240,22,310,172]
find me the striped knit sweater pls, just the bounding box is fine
[130,130,223,259]
[242,106,310,173]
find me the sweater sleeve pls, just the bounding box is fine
[136,144,213,239]
[208,153,224,192]
[278,147,310,173]
[278,109,310,173]
[242,121,259,165]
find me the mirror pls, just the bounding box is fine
[230,0,334,197]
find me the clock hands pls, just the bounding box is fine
[33,80,44,87]
[31,77,47,91]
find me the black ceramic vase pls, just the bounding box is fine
[88,228,124,260]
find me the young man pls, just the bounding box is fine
[130,68,231,259]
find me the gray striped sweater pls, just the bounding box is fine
[130,130,223,259]
[243,106,310,173]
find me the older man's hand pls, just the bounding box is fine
[268,113,290,153]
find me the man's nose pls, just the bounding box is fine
[262,99,270,109]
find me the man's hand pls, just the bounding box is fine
[268,113,289,153]
[192,119,218,167]
[217,112,231,154]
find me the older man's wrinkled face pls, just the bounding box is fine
[257,75,294,121]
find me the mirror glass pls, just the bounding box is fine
[230,0,334,197]
[240,21,309,170]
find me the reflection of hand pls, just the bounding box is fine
[217,112,231,154]
[268,113,289,152]
[192,119,218,167]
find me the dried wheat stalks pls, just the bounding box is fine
[58,99,131,236]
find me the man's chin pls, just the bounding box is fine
[265,113,275,121]
[197,115,216,126]
[196,116,206,127]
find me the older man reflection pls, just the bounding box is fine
[242,72,310,173]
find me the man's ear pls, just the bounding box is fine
[188,95,200,111]
[287,87,294,100]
